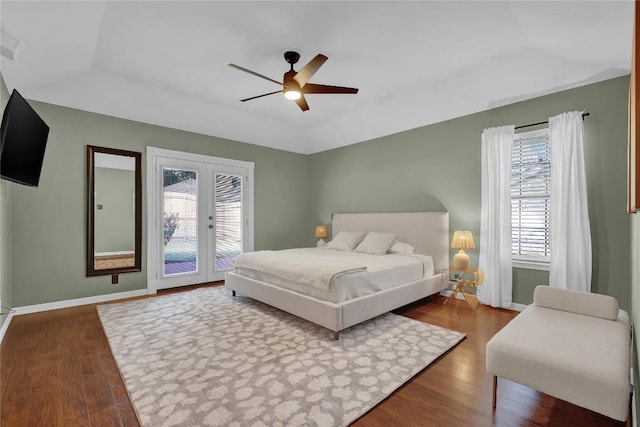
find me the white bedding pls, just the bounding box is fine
[234,247,435,303]
[234,249,367,291]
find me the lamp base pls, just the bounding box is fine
[452,251,470,271]
[316,239,326,247]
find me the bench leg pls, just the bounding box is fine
[627,391,632,427]
[492,375,497,409]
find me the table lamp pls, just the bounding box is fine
[315,225,328,247]
[451,230,475,271]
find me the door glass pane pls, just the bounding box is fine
[163,168,197,275]
[215,174,242,271]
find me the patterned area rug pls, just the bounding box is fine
[98,287,465,427]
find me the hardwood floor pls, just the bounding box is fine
[1,283,627,426]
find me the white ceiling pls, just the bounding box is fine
[0,1,634,154]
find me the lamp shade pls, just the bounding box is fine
[451,230,475,250]
[314,225,328,238]
[451,230,475,271]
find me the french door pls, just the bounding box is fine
[147,147,254,292]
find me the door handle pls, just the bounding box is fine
[208,225,213,229]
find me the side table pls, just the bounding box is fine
[442,267,484,310]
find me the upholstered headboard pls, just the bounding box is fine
[331,211,450,273]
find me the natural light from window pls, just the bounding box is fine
[511,128,551,270]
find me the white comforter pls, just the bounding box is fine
[234,249,367,291]
[233,248,434,297]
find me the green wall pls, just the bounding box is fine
[309,76,631,309]
[9,98,309,306]
[0,75,12,327]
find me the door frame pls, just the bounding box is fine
[146,146,254,294]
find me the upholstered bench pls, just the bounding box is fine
[486,285,632,423]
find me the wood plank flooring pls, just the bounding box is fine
[0,283,627,426]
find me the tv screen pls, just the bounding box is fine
[0,89,49,187]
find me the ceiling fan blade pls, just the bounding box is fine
[228,64,282,86]
[292,54,328,87]
[302,83,359,94]
[240,90,282,102]
[295,94,310,111]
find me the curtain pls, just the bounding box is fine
[549,111,592,292]
[478,125,514,308]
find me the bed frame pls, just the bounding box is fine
[225,211,449,339]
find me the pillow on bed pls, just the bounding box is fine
[354,232,397,255]
[326,231,367,251]
[388,241,415,255]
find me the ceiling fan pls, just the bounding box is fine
[228,51,358,112]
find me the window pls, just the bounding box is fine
[511,128,551,270]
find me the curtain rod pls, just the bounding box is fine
[515,112,590,130]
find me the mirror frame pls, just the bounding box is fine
[86,145,142,277]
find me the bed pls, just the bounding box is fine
[224,211,449,339]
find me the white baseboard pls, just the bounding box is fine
[12,289,149,315]
[440,290,528,312]
[509,302,528,312]
[0,311,15,343]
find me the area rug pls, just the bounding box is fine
[97,287,465,427]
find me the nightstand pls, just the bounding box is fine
[442,267,484,310]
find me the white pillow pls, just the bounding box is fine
[354,232,397,255]
[389,241,415,255]
[326,231,367,251]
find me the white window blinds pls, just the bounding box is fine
[215,173,243,271]
[511,129,550,266]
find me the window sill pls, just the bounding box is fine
[512,260,550,271]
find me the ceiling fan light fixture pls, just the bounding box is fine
[284,90,301,100]
[229,50,358,111]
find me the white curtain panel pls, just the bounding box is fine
[549,111,592,292]
[478,125,514,308]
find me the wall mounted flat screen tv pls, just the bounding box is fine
[1,89,49,186]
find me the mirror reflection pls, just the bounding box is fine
[94,153,136,270]
[87,145,141,277]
